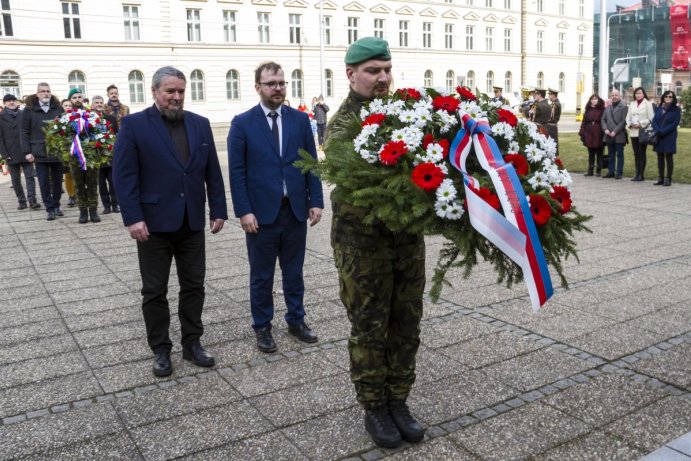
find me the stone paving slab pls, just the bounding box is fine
[630,342,691,389]
[532,430,645,461]
[17,433,144,461]
[178,431,308,461]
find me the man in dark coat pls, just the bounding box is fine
[20,83,64,220]
[601,89,628,179]
[531,88,551,136]
[0,94,40,210]
[312,96,329,148]
[547,88,561,154]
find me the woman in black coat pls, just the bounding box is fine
[578,94,606,176]
[651,90,681,186]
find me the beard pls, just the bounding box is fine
[71,101,84,109]
[161,108,184,121]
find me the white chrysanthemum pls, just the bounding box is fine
[491,121,515,141]
[460,101,485,119]
[524,143,545,163]
[446,202,465,220]
[390,126,424,149]
[509,141,520,153]
[360,107,370,120]
[436,179,457,202]
[353,132,371,151]
[528,171,550,190]
[434,87,451,96]
[359,150,378,164]
[398,109,418,125]
[413,99,433,112]
[369,99,386,114]
[436,110,458,134]
[488,99,503,109]
[426,142,445,158]
[540,136,558,157]
[385,100,406,116]
[434,200,451,218]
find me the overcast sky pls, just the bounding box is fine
[593,0,640,12]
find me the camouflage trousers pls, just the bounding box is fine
[69,164,99,209]
[334,240,425,409]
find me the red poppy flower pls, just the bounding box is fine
[504,153,529,176]
[411,163,445,192]
[395,88,422,101]
[362,113,386,127]
[456,86,477,101]
[379,140,408,165]
[497,109,518,127]
[529,194,552,226]
[432,95,460,113]
[549,186,572,214]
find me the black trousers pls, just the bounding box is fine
[657,152,674,179]
[35,161,63,212]
[630,136,648,178]
[99,165,117,208]
[8,163,37,205]
[317,123,327,146]
[137,219,206,353]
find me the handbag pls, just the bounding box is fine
[639,129,658,146]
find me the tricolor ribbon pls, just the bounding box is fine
[449,111,553,311]
[69,112,90,171]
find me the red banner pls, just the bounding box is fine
[671,5,690,70]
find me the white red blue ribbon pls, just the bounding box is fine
[449,111,553,311]
[69,112,89,171]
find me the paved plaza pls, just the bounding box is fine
[0,146,690,460]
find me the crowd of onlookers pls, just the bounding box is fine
[579,88,682,186]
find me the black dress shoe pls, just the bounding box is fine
[55,208,64,217]
[102,206,112,215]
[153,352,172,377]
[18,203,28,210]
[614,175,622,180]
[388,400,425,443]
[255,327,277,353]
[67,196,76,207]
[30,202,42,209]
[46,211,56,221]
[183,341,215,367]
[604,173,615,178]
[288,322,318,343]
[365,406,403,448]
[112,204,120,213]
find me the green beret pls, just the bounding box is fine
[345,37,391,65]
[67,88,82,99]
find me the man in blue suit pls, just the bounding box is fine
[228,61,324,353]
[113,66,228,377]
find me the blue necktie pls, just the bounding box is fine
[268,111,279,152]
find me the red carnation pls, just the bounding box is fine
[529,194,552,226]
[362,113,386,127]
[456,86,477,101]
[432,95,460,113]
[94,141,102,148]
[379,140,408,165]
[549,186,572,214]
[107,144,113,150]
[504,153,529,176]
[464,185,501,211]
[421,133,435,150]
[497,109,518,127]
[411,163,445,192]
[438,139,450,158]
[555,157,564,168]
[59,130,65,136]
[395,88,422,101]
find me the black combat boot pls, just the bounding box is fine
[664,177,672,186]
[78,208,88,224]
[89,207,101,223]
[364,406,402,448]
[388,400,425,443]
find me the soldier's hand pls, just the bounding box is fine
[240,213,258,234]
[309,208,322,227]
[128,221,149,242]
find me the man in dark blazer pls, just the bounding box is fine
[228,61,324,353]
[113,66,228,377]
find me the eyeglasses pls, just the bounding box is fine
[664,95,674,99]
[260,81,287,89]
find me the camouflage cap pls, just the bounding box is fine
[345,37,391,65]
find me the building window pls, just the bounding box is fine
[122,5,140,40]
[537,30,543,54]
[504,28,511,52]
[399,20,409,47]
[486,27,494,51]
[291,69,303,99]
[186,9,201,42]
[347,17,359,44]
[225,70,240,100]
[323,15,332,45]
[504,0,511,8]
[504,71,512,93]
[537,71,544,88]
[223,10,237,43]
[422,22,432,48]
[325,69,333,97]
[289,14,302,44]
[466,25,474,50]
[68,70,86,93]
[467,0,473,5]
[0,70,20,98]
[374,18,385,39]
[467,70,475,89]
[445,24,454,49]
[578,34,584,56]
[486,71,494,93]
[0,0,13,37]
[559,72,565,93]
[424,70,433,87]
[559,0,565,15]
[486,0,493,6]
[258,12,270,43]
[537,0,543,12]
[128,70,145,103]
[579,0,584,18]
[676,80,683,95]
[558,32,566,55]
[62,2,81,39]
[190,69,204,101]
[446,70,455,92]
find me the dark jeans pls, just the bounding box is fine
[630,136,648,178]
[99,165,117,208]
[606,141,625,176]
[657,152,674,179]
[137,219,206,353]
[317,123,327,146]
[8,162,37,205]
[35,161,63,212]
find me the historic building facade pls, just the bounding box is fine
[0,0,593,122]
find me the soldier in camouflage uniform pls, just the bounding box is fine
[324,36,426,449]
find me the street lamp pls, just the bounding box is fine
[599,11,635,96]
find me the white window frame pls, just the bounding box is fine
[223,10,237,43]
[123,5,140,41]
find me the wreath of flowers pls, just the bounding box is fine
[300,86,591,304]
[44,108,116,170]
